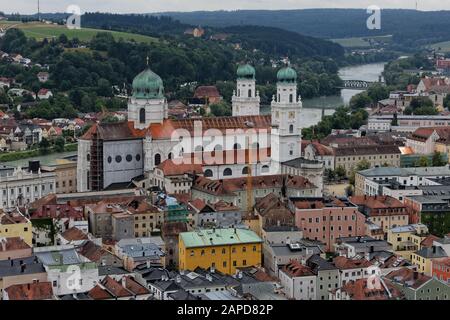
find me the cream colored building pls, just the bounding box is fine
[42,160,77,194]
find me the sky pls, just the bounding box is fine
[1,0,449,14]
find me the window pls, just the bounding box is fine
[242,167,249,175]
[154,154,161,166]
[262,165,269,173]
[223,168,232,176]
[139,108,146,123]
[107,156,112,164]
[289,124,294,134]
[248,89,252,98]
[243,260,247,266]
[115,155,122,163]
[126,154,132,162]
[136,154,141,162]
[204,169,213,177]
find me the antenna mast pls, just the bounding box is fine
[38,0,41,21]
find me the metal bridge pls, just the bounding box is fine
[337,79,382,90]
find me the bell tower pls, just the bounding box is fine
[232,64,260,116]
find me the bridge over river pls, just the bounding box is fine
[336,79,385,90]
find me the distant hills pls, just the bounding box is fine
[157,9,450,46]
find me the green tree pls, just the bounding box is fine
[350,92,372,110]
[432,151,446,167]
[39,138,50,154]
[417,156,430,167]
[54,137,65,152]
[209,101,231,117]
[335,166,346,180]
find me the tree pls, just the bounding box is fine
[209,101,231,117]
[54,137,65,152]
[432,151,446,167]
[325,168,336,181]
[356,159,371,171]
[350,92,372,110]
[416,156,430,167]
[39,138,50,154]
[391,112,398,126]
[335,166,346,180]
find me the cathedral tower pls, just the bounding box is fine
[128,63,168,129]
[270,66,302,165]
[232,64,260,116]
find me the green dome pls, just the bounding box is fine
[132,68,164,99]
[237,64,255,79]
[277,66,297,83]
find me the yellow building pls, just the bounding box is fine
[179,228,262,275]
[387,224,429,260]
[0,211,33,246]
[411,246,447,276]
[129,201,164,238]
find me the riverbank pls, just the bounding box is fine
[0,143,77,164]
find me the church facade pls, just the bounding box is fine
[77,64,323,193]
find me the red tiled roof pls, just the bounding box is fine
[0,237,31,251]
[157,159,203,176]
[60,227,88,241]
[282,260,314,277]
[384,268,430,289]
[333,256,372,269]
[420,235,440,248]
[30,203,84,220]
[293,197,346,210]
[194,86,221,98]
[5,282,53,300]
[349,195,407,214]
[101,276,132,298]
[125,276,149,295]
[193,174,316,196]
[88,285,113,300]
[339,278,403,300]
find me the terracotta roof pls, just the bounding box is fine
[0,211,28,225]
[124,276,150,295]
[88,284,113,300]
[420,77,449,91]
[281,260,315,277]
[0,237,31,252]
[305,141,334,156]
[339,278,403,300]
[161,222,188,237]
[188,198,206,211]
[157,159,203,176]
[30,203,84,220]
[181,148,271,166]
[101,276,133,298]
[194,86,221,98]
[193,175,316,196]
[293,197,347,210]
[421,235,440,248]
[384,268,430,289]
[5,282,53,300]
[212,200,240,212]
[60,227,88,241]
[80,121,146,141]
[78,241,108,262]
[333,145,400,157]
[333,256,372,269]
[349,195,407,214]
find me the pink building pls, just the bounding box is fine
[292,197,366,252]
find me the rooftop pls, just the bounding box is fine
[180,228,262,248]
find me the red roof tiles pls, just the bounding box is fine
[5,282,53,300]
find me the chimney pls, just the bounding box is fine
[146,260,151,269]
[0,238,6,251]
[176,275,181,283]
[121,277,127,288]
[20,263,26,273]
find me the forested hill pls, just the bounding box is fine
[220,26,344,59]
[15,12,344,60]
[159,9,450,46]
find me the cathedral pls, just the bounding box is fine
[76,63,323,193]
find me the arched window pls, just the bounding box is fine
[289,94,293,103]
[233,143,241,150]
[223,168,232,176]
[204,169,213,177]
[278,94,280,102]
[262,165,270,173]
[139,108,145,124]
[214,144,223,152]
[87,153,90,162]
[195,145,203,153]
[248,89,252,98]
[154,153,161,166]
[289,124,294,134]
[168,152,173,160]
[242,167,249,175]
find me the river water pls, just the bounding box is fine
[262,62,386,127]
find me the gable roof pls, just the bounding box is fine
[5,282,53,300]
[60,227,88,242]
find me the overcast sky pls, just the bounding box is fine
[2,0,449,14]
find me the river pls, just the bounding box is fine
[261,62,386,127]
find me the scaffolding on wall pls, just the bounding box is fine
[90,130,104,191]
